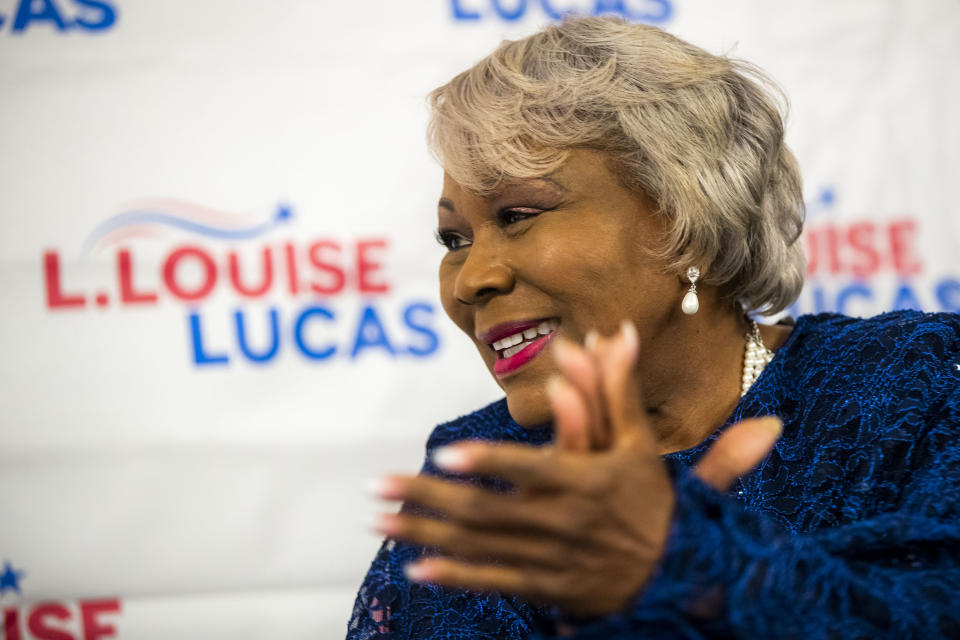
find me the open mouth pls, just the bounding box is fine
[489,318,560,376]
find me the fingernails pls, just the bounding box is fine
[760,416,783,437]
[585,330,599,351]
[620,320,638,359]
[404,562,432,583]
[552,337,572,365]
[432,446,471,472]
[546,375,564,398]
[366,477,403,499]
[373,512,400,536]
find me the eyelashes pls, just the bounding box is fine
[434,229,469,251]
[434,208,544,252]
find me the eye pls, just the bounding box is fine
[434,229,470,251]
[498,207,541,226]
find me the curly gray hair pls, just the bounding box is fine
[427,16,805,314]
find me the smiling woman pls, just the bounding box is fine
[347,15,960,640]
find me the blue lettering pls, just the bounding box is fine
[13,0,67,32]
[625,0,672,22]
[450,0,482,20]
[936,278,960,313]
[811,285,829,314]
[235,308,280,363]
[836,282,873,316]
[294,306,337,360]
[71,0,115,30]
[352,304,395,358]
[540,0,578,19]
[403,302,440,357]
[593,0,671,22]
[491,0,527,20]
[189,312,229,365]
[891,281,924,311]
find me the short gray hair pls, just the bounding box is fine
[427,16,805,314]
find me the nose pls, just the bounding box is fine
[453,235,514,305]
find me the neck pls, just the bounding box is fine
[638,302,749,454]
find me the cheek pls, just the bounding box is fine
[438,262,469,330]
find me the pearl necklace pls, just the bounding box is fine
[741,319,774,397]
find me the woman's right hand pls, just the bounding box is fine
[548,325,781,492]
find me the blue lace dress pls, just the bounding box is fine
[347,311,960,639]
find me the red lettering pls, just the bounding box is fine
[162,246,217,301]
[4,607,21,640]
[43,251,86,309]
[846,222,879,278]
[80,599,121,640]
[356,239,389,294]
[27,604,72,640]
[824,226,842,274]
[889,220,922,276]
[284,242,300,295]
[117,249,158,305]
[805,229,821,276]
[228,248,273,298]
[308,241,345,295]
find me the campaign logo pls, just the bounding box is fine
[1,561,122,640]
[788,186,960,317]
[43,199,441,367]
[449,0,672,23]
[0,0,117,34]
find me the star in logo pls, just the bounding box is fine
[0,561,24,595]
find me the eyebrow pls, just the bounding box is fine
[437,176,568,212]
[539,175,567,192]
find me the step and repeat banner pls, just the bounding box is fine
[1,0,957,638]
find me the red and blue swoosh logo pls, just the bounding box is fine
[82,199,293,253]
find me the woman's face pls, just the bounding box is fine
[437,149,682,426]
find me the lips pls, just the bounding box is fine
[477,318,560,377]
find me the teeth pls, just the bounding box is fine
[491,319,560,356]
[503,343,525,358]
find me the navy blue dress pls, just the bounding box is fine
[347,311,960,638]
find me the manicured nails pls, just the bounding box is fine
[366,476,403,500]
[546,375,565,399]
[373,512,400,536]
[432,446,471,472]
[759,416,784,437]
[404,562,431,583]
[584,330,599,351]
[620,320,638,360]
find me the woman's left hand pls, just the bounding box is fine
[372,322,781,617]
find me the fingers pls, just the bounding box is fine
[403,557,541,601]
[376,511,570,569]
[376,473,567,532]
[430,441,576,491]
[552,337,608,449]
[547,376,591,452]
[693,416,782,491]
[595,321,658,452]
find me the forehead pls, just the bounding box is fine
[439,149,621,204]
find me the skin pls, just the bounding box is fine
[372,149,791,616]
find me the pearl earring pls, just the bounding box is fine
[681,266,700,315]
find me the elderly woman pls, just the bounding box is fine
[348,16,960,639]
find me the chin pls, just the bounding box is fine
[504,390,553,428]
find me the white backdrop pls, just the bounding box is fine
[0,0,957,638]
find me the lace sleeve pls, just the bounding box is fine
[346,404,554,639]
[539,391,960,639]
